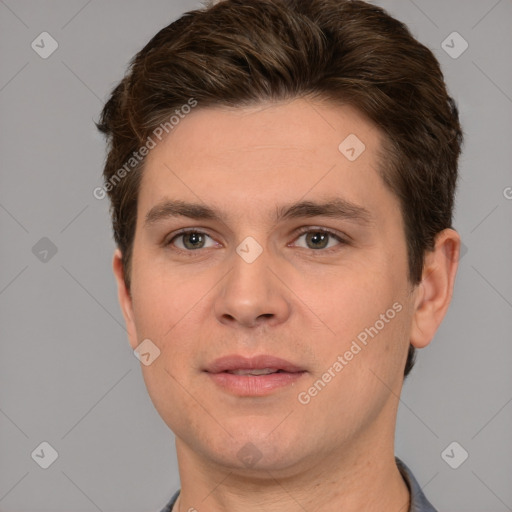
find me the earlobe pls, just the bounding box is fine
[410,229,460,349]
[112,249,139,350]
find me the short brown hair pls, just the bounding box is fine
[96,0,463,377]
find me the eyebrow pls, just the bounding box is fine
[144,198,373,227]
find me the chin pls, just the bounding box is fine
[204,427,308,474]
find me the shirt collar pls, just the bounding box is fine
[396,457,438,512]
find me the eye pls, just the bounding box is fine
[292,228,346,252]
[165,227,347,254]
[167,230,218,251]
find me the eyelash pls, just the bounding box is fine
[164,227,348,255]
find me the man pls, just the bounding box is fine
[96,0,463,510]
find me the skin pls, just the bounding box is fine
[113,98,460,512]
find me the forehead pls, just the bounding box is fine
[149,99,381,166]
[138,98,397,226]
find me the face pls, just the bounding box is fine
[113,98,451,476]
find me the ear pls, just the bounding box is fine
[410,229,461,349]
[112,248,139,350]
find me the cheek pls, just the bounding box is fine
[130,255,200,337]
[298,301,410,419]
[139,359,202,437]
[307,267,411,387]
[313,268,397,336]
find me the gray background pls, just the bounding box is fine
[0,0,511,511]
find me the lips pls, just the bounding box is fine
[204,355,305,375]
[205,354,307,396]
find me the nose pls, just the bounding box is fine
[213,244,291,329]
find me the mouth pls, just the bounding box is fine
[204,354,305,374]
[223,368,291,376]
[204,355,306,396]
